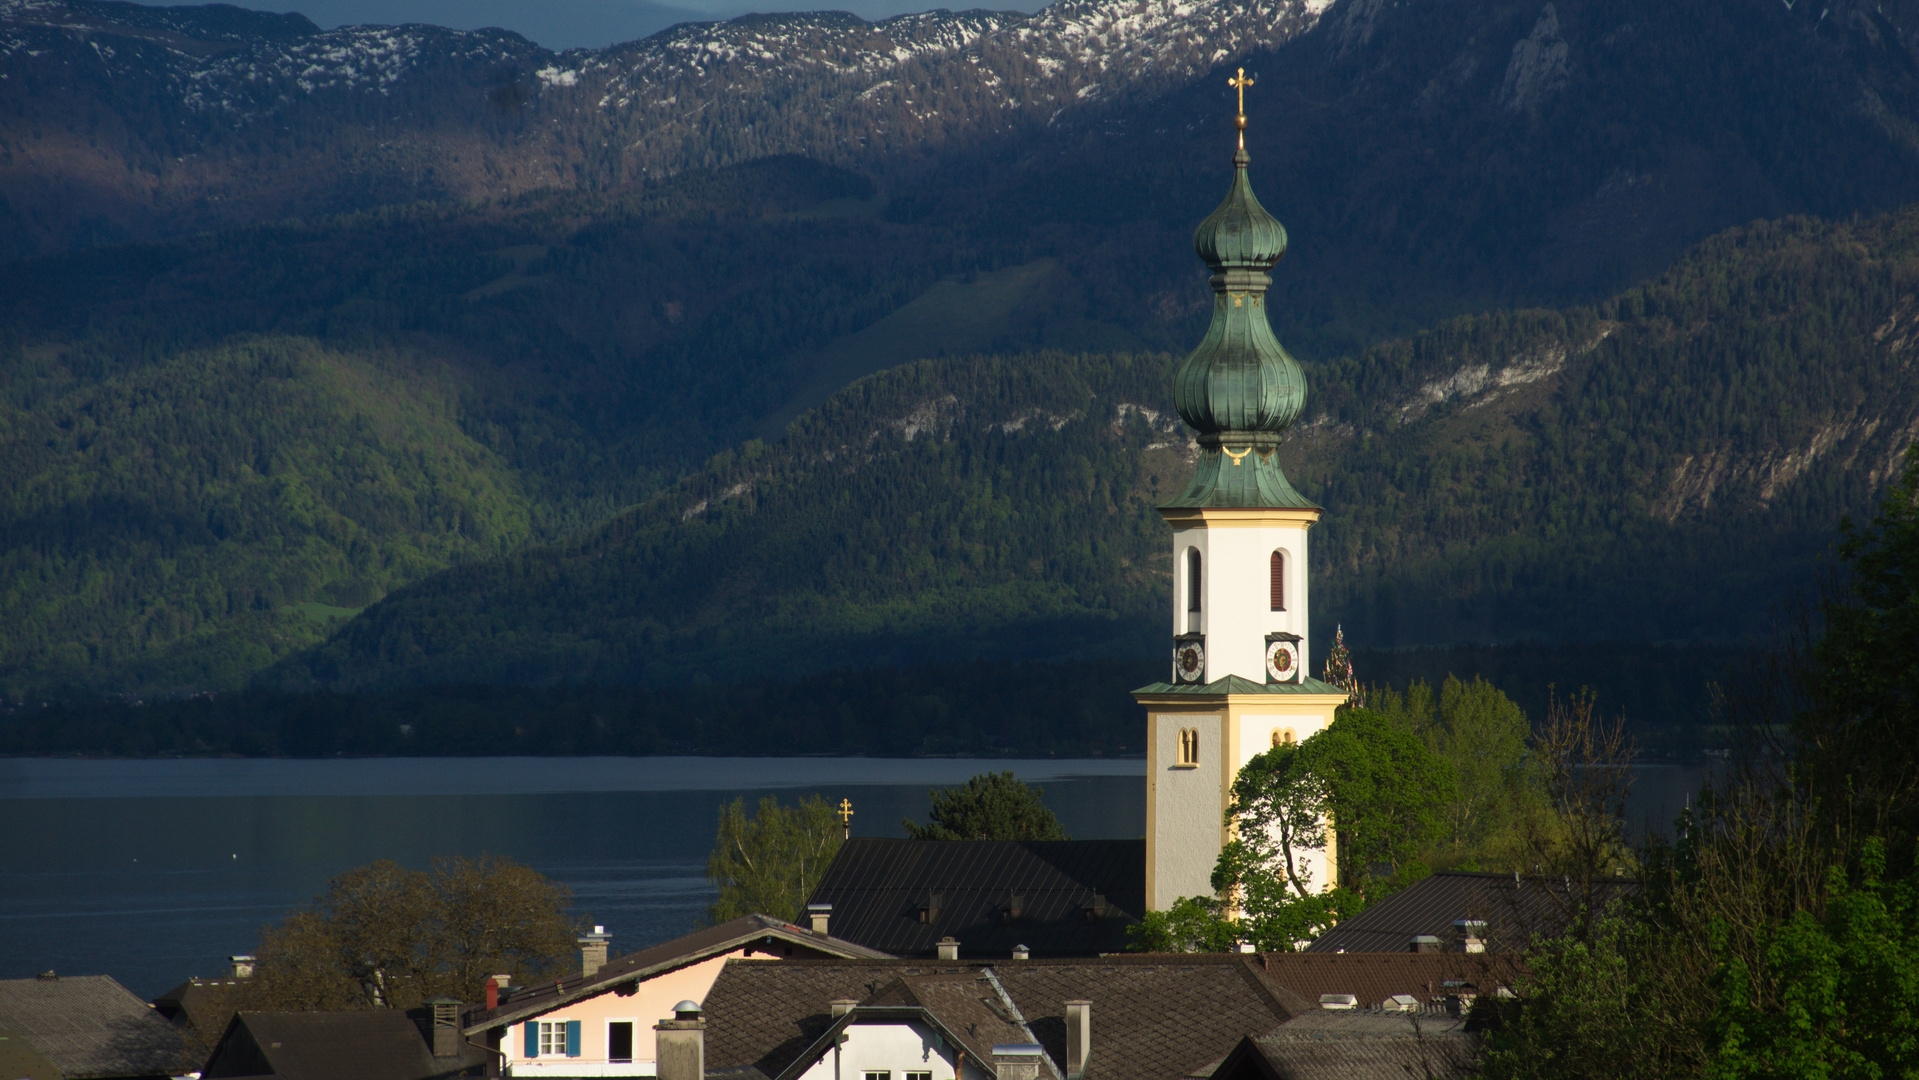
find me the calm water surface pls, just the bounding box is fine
[0,757,1145,997]
[0,756,1706,999]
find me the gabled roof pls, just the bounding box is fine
[0,975,185,1079]
[701,954,1308,1080]
[1212,1011,1480,1080]
[1303,871,1640,954]
[807,839,1144,957]
[770,972,1040,1080]
[201,1010,483,1080]
[0,1030,64,1080]
[461,912,889,1034]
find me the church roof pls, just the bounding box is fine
[1303,871,1640,954]
[807,839,1144,958]
[1133,675,1347,696]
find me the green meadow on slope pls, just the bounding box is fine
[272,208,1919,693]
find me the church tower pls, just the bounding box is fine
[1134,72,1348,913]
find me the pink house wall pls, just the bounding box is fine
[504,949,772,1075]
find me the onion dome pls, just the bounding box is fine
[1164,92,1317,511]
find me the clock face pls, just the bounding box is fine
[1265,639,1299,683]
[1174,642,1206,683]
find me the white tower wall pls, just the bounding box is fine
[1169,523,1310,682]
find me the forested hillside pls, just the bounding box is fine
[270,207,1919,693]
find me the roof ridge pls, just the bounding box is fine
[978,967,1060,1080]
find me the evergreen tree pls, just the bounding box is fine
[903,771,1068,841]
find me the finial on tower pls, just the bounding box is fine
[1228,68,1255,151]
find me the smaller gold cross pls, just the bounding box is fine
[837,798,855,826]
[1228,68,1255,149]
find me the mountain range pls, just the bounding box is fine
[5,0,1919,725]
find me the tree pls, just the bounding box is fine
[247,855,576,1012]
[902,771,1069,840]
[1310,708,1456,900]
[1125,895,1240,953]
[1802,446,1919,874]
[706,794,844,923]
[1373,675,1553,871]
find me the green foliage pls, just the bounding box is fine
[706,794,844,924]
[903,771,1068,841]
[1123,895,1240,954]
[247,855,576,1011]
[1371,676,1552,871]
[1479,914,1696,1080]
[1803,448,1919,870]
[1707,839,1919,1080]
[1309,708,1456,900]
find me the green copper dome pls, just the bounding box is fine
[1164,145,1318,511]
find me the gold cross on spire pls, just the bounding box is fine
[837,797,855,838]
[1228,67,1254,149]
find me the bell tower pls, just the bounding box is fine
[1134,71,1348,913]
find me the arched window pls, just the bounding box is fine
[1271,727,1297,748]
[1177,728,1200,766]
[1187,549,1203,612]
[1270,550,1286,611]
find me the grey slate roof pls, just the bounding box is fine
[807,839,1144,958]
[1254,953,1521,1009]
[701,954,1308,1080]
[462,912,889,1034]
[1304,871,1639,954]
[1213,1011,1480,1080]
[0,975,185,1079]
[201,1009,485,1080]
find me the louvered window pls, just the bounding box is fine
[1187,549,1202,612]
[1270,550,1286,611]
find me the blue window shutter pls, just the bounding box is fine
[566,1020,582,1058]
[524,1023,539,1058]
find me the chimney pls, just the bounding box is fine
[993,1044,1044,1080]
[229,955,256,979]
[426,997,461,1058]
[1318,994,1357,1010]
[1063,1001,1091,1079]
[1011,944,1030,960]
[579,926,611,978]
[937,937,960,961]
[1453,919,1488,953]
[656,1001,705,1080]
[1409,935,1442,953]
[831,999,858,1018]
[485,974,511,1011]
[808,903,832,936]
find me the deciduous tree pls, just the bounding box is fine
[903,771,1069,841]
[706,794,844,923]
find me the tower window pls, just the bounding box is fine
[1187,549,1203,612]
[1272,728,1296,748]
[1177,727,1200,766]
[1270,550,1286,611]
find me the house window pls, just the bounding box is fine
[540,1021,575,1057]
[608,1022,634,1063]
[1187,549,1203,612]
[907,1073,933,1080]
[1270,550,1285,611]
[865,1072,892,1080]
[1178,727,1200,766]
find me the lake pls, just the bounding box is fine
[0,757,1145,998]
[0,755,1707,999]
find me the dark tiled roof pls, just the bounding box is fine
[202,1010,484,1080]
[151,978,246,1033]
[1304,872,1639,954]
[462,912,889,1033]
[766,973,1039,1080]
[1255,954,1522,1010]
[702,955,1307,1080]
[808,839,1144,958]
[0,975,186,1079]
[1214,1011,1479,1080]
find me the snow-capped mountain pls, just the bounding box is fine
[0,0,1325,256]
